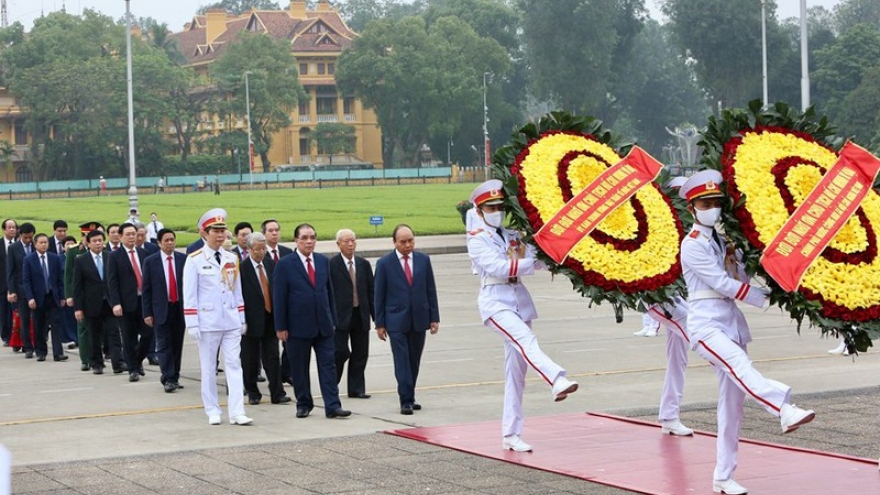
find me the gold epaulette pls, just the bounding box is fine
[188,249,203,257]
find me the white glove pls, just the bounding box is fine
[240,323,248,335]
[187,327,200,341]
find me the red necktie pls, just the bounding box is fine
[129,249,142,291]
[257,263,271,313]
[167,255,178,303]
[306,257,315,286]
[272,249,279,262]
[403,255,413,286]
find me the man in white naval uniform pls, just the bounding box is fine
[679,170,814,495]
[183,208,252,426]
[466,179,578,453]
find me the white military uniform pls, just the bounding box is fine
[467,219,568,439]
[183,244,247,420]
[682,222,792,482]
[643,296,690,423]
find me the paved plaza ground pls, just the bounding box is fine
[3,236,879,494]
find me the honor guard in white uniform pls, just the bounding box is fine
[466,179,578,453]
[183,208,253,426]
[679,170,815,495]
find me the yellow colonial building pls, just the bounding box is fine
[0,88,32,182]
[171,0,383,169]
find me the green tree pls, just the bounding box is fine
[336,15,509,167]
[836,65,880,150]
[210,31,306,172]
[199,0,280,15]
[312,123,356,166]
[518,0,618,115]
[813,23,880,122]
[833,0,880,34]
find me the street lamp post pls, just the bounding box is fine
[761,0,769,107]
[234,148,241,181]
[800,0,810,110]
[482,72,490,181]
[245,70,254,187]
[125,0,137,210]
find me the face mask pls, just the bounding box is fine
[695,207,722,226]
[482,211,505,228]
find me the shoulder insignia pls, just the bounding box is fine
[188,249,203,257]
[688,230,700,239]
[467,228,485,236]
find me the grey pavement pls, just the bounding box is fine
[3,243,880,494]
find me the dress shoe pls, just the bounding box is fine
[12,346,21,352]
[81,363,90,371]
[129,372,140,382]
[54,355,69,362]
[208,415,222,425]
[137,368,145,376]
[551,376,579,402]
[400,404,414,415]
[36,355,46,362]
[256,374,266,383]
[164,382,177,393]
[271,396,292,404]
[713,478,748,494]
[780,403,815,433]
[412,403,422,410]
[248,397,261,405]
[148,357,160,366]
[502,435,533,452]
[230,415,254,425]
[92,367,104,375]
[113,367,126,374]
[660,419,694,436]
[284,377,295,387]
[348,393,371,399]
[326,408,351,418]
[173,382,184,389]
[295,407,312,418]
[67,343,78,350]
[24,351,33,359]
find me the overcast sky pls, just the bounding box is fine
[8,0,843,33]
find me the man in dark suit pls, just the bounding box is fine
[105,224,122,252]
[74,229,125,374]
[374,224,440,415]
[274,223,350,419]
[261,219,293,262]
[232,222,253,262]
[240,232,290,405]
[66,223,100,371]
[134,223,160,256]
[7,222,35,358]
[22,234,66,361]
[108,223,152,382]
[142,229,186,393]
[0,219,17,348]
[330,229,375,399]
[47,220,68,256]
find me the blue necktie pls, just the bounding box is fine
[41,255,49,293]
[95,254,104,280]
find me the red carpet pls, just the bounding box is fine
[387,412,878,495]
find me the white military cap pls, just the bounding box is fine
[665,176,688,189]
[470,179,505,207]
[679,170,724,202]
[198,208,227,231]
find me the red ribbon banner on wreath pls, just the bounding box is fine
[533,146,664,263]
[761,141,880,292]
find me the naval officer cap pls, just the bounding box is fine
[679,170,724,202]
[199,208,227,231]
[470,179,505,207]
[665,176,687,189]
[79,221,103,235]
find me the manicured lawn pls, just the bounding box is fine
[2,183,475,245]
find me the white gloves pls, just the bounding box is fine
[187,327,200,341]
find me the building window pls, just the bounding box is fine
[15,165,32,183]
[343,97,355,115]
[299,128,311,157]
[306,22,328,34]
[299,62,308,75]
[328,63,335,74]
[316,97,336,115]
[13,121,26,146]
[317,63,325,75]
[298,100,309,116]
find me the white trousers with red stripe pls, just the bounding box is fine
[694,330,791,482]
[197,329,245,419]
[646,306,690,422]
[486,310,566,438]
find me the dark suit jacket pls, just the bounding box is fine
[273,251,337,339]
[73,250,110,318]
[186,238,204,254]
[22,252,64,307]
[374,250,439,333]
[0,237,14,295]
[231,246,247,262]
[329,254,374,332]
[107,246,147,312]
[267,244,293,261]
[138,243,160,255]
[47,236,66,257]
[240,257,275,338]
[6,241,31,297]
[141,250,185,326]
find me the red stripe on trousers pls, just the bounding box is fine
[697,339,781,413]
[488,316,552,385]
[648,307,690,344]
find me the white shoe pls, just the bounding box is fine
[828,341,846,354]
[230,415,254,426]
[502,435,533,452]
[551,376,578,402]
[633,327,650,336]
[208,415,221,426]
[780,403,815,433]
[713,478,748,494]
[660,419,694,436]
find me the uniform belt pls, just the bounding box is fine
[688,289,727,301]
[483,276,519,287]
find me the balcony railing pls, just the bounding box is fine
[316,114,338,123]
[344,114,356,122]
[298,115,310,123]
